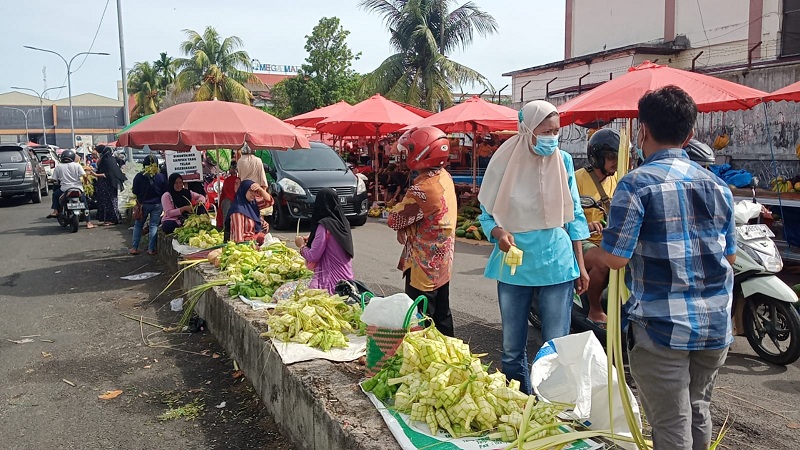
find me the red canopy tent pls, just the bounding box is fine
[285,101,354,128]
[317,94,424,200]
[402,96,518,189]
[558,61,769,126]
[763,81,800,103]
[117,99,309,151]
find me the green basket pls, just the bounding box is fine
[363,293,428,377]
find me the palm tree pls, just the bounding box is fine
[359,0,497,110]
[173,26,257,104]
[128,61,161,120]
[153,52,176,96]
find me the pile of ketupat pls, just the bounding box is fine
[174,213,216,245]
[264,289,364,351]
[362,326,572,445]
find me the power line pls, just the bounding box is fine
[52,0,112,99]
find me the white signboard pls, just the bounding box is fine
[75,135,93,149]
[165,150,203,182]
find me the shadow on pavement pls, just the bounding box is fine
[718,352,788,376]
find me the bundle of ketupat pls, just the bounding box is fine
[362,326,569,442]
[264,289,365,351]
[187,229,224,249]
[174,213,215,244]
[219,241,312,299]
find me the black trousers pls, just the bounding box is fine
[404,270,454,337]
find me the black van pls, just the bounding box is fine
[262,142,368,230]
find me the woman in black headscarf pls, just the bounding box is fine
[295,188,355,294]
[160,173,206,234]
[226,179,272,244]
[93,145,128,225]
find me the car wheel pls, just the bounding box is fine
[30,184,43,204]
[272,203,291,231]
[349,216,368,227]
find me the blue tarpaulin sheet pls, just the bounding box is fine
[709,164,753,188]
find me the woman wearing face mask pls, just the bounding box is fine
[478,100,591,395]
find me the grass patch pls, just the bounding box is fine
[158,397,204,422]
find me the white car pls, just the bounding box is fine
[30,145,60,185]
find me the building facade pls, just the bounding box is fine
[503,0,800,173]
[0,91,125,149]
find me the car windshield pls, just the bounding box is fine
[274,146,346,171]
[0,147,25,164]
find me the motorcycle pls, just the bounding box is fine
[52,182,86,233]
[530,188,800,366]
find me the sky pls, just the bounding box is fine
[0,0,566,102]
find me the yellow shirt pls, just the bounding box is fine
[575,167,618,244]
[478,144,493,158]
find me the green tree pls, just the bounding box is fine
[128,61,161,120]
[271,17,363,117]
[173,26,258,104]
[359,0,497,110]
[153,52,176,96]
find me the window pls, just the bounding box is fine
[782,0,800,57]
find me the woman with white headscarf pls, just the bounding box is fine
[478,100,590,394]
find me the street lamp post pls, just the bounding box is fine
[10,85,66,147]
[23,46,110,149]
[2,107,37,143]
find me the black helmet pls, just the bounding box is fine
[60,149,76,163]
[587,128,620,174]
[684,139,715,167]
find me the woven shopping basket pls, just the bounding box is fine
[363,292,428,377]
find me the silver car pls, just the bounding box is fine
[0,144,50,203]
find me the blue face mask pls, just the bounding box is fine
[532,134,559,156]
[635,146,644,161]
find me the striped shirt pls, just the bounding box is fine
[601,149,736,350]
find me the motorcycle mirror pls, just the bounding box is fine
[580,196,599,209]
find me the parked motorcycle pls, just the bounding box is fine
[530,189,800,366]
[52,182,86,233]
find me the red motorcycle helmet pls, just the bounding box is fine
[398,126,450,171]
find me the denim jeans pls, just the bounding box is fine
[131,203,163,252]
[497,280,574,394]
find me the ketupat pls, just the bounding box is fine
[361,325,571,441]
[219,241,312,298]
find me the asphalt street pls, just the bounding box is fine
[0,197,293,450]
[2,195,799,449]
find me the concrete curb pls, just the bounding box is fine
[157,232,401,450]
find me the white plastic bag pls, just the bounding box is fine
[531,331,641,438]
[360,293,414,328]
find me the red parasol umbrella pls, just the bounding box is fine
[117,99,310,151]
[317,94,424,200]
[558,61,768,126]
[285,101,354,128]
[401,96,518,189]
[763,80,800,103]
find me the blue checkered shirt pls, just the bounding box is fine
[601,149,736,350]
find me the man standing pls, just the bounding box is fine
[388,126,458,337]
[574,128,620,326]
[597,86,736,450]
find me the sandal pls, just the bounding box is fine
[129,248,141,255]
[146,250,157,256]
[589,320,607,330]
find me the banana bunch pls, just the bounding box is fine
[795,143,800,159]
[141,163,159,176]
[82,172,96,197]
[503,246,524,276]
[712,134,730,150]
[770,177,797,193]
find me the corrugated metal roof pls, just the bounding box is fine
[0,91,123,107]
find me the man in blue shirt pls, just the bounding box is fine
[597,86,736,450]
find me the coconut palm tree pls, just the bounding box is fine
[153,52,176,96]
[128,61,161,120]
[359,0,497,110]
[173,26,257,104]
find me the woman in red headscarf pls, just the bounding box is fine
[216,162,239,241]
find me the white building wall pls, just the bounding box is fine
[571,0,664,57]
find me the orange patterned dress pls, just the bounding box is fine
[387,168,458,291]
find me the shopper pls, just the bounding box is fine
[295,188,355,294]
[387,126,458,337]
[598,86,736,450]
[478,100,590,395]
[130,156,167,255]
[161,173,206,234]
[93,144,127,226]
[217,161,240,241]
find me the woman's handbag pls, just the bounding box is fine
[132,203,143,221]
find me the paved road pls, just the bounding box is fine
[278,219,800,450]
[0,197,293,450]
